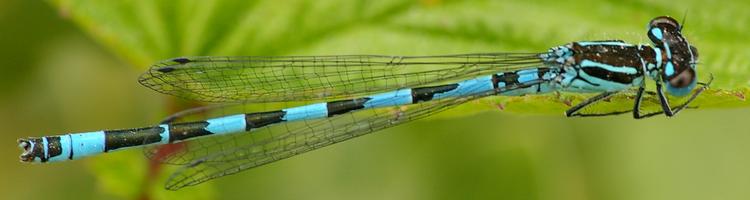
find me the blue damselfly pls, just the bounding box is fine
[19,16,710,190]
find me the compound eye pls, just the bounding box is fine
[647,16,681,45]
[668,68,695,88]
[649,16,680,30]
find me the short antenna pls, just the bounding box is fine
[680,9,689,31]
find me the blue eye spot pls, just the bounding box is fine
[665,62,675,76]
[650,28,663,40]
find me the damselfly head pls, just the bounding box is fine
[647,16,698,96]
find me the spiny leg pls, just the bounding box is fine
[655,82,675,116]
[635,75,713,118]
[632,86,671,119]
[565,91,620,117]
[631,86,654,119]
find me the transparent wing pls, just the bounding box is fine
[147,80,548,190]
[138,54,542,103]
[162,99,461,190]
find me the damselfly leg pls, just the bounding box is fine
[565,91,623,117]
[635,74,713,118]
[566,74,712,118]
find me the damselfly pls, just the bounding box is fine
[19,16,711,190]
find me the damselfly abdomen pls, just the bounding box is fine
[18,16,710,190]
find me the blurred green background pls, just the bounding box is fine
[2,0,750,199]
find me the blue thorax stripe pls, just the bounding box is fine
[654,47,662,73]
[580,60,638,74]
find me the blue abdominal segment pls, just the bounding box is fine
[19,67,560,163]
[363,89,413,108]
[430,75,494,100]
[282,103,328,121]
[205,114,247,135]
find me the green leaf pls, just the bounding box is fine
[50,0,750,107]
[88,149,217,199]
[48,0,750,197]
